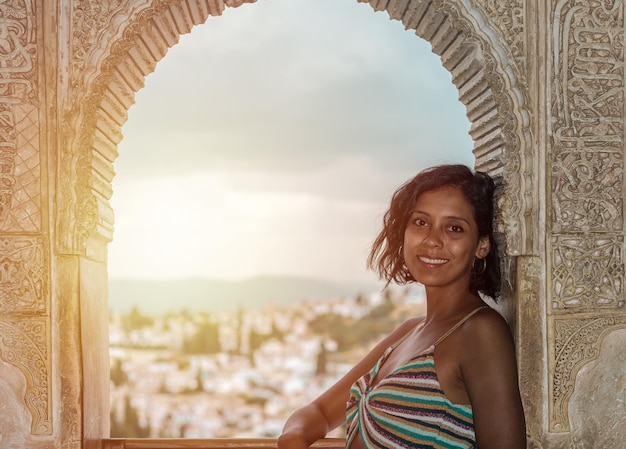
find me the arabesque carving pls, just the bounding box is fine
[550,0,624,231]
[552,150,622,232]
[551,314,626,432]
[548,0,625,433]
[0,103,17,225]
[0,236,47,314]
[70,0,126,89]
[552,234,624,310]
[0,0,36,102]
[471,0,526,73]
[0,318,51,435]
[60,0,136,254]
[0,0,50,439]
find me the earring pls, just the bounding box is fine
[473,258,487,275]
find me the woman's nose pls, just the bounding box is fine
[422,229,443,247]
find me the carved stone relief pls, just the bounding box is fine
[551,315,626,432]
[551,234,624,310]
[552,150,622,233]
[460,0,534,258]
[471,0,526,75]
[548,0,626,433]
[0,318,51,435]
[0,0,51,439]
[60,0,133,254]
[550,0,624,233]
[0,359,31,448]
[515,256,544,443]
[0,0,40,232]
[0,236,47,314]
[568,328,626,448]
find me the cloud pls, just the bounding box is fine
[109,0,475,282]
[108,170,389,282]
[118,0,472,178]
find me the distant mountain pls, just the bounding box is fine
[108,275,384,315]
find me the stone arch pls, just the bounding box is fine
[59,0,535,260]
[48,1,541,443]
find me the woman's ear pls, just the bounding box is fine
[475,235,490,259]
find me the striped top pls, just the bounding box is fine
[345,307,488,449]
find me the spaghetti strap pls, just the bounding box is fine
[434,305,490,347]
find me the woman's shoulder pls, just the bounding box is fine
[456,306,516,353]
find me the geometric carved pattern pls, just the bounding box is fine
[552,150,623,233]
[0,318,51,435]
[0,0,39,232]
[551,314,626,432]
[6,102,42,232]
[0,101,42,233]
[552,234,624,310]
[0,236,48,314]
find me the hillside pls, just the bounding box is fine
[108,275,384,315]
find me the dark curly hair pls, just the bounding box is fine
[367,164,501,300]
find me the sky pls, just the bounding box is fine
[107,0,474,284]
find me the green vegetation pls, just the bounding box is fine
[308,301,407,352]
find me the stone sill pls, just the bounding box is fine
[102,438,346,448]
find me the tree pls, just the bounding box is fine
[182,321,221,354]
[121,305,154,333]
[110,396,150,438]
[315,340,328,375]
[110,359,127,387]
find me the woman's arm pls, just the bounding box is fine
[459,310,526,449]
[277,317,422,448]
[277,402,334,449]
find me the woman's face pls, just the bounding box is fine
[402,186,490,293]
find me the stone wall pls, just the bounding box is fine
[0,1,623,448]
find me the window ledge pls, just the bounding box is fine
[102,438,346,449]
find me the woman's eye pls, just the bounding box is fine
[414,218,427,226]
[449,224,464,233]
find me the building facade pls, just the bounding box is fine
[0,0,624,448]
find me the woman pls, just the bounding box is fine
[277,164,526,448]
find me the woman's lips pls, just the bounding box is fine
[418,256,448,265]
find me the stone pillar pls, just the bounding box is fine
[545,1,626,447]
[0,0,56,447]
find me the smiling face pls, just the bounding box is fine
[402,186,490,294]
